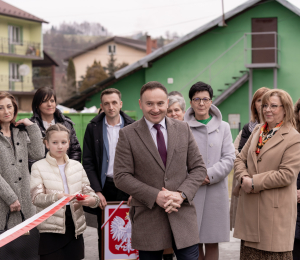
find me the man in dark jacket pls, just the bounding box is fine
[82,88,134,258]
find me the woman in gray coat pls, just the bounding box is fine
[0,92,44,259]
[184,82,235,260]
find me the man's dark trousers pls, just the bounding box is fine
[139,235,199,260]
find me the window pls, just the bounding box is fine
[8,25,21,44]
[108,44,116,54]
[9,63,21,82]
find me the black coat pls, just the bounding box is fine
[238,123,252,153]
[296,174,300,240]
[29,109,82,171]
[82,111,135,193]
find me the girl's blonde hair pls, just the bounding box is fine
[261,89,296,127]
[43,123,70,144]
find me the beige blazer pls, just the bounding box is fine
[234,123,300,252]
[114,117,207,251]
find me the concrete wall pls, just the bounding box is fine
[73,41,146,82]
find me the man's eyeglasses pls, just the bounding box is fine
[262,104,283,111]
[192,97,211,104]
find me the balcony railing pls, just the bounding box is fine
[0,75,54,92]
[0,74,34,92]
[0,37,42,58]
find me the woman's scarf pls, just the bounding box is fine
[256,121,283,155]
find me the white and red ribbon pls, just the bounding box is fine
[0,195,74,248]
[101,201,124,230]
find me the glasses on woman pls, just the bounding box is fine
[262,104,283,111]
[192,97,211,104]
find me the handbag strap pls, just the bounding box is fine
[4,210,26,231]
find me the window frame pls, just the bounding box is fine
[108,44,116,55]
[8,25,22,45]
[9,63,21,82]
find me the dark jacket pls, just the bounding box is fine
[238,123,252,152]
[29,109,81,170]
[296,174,300,240]
[82,111,134,193]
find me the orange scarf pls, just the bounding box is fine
[256,121,283,155]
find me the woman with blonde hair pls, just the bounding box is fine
[238,87,270,151]
[230,87,270,230]
[234,89,300,259]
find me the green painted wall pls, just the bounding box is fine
[86,69,146,119]
[85,1,300,140]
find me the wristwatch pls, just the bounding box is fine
[180,192,187,200]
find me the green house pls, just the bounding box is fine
[62,0,300,139]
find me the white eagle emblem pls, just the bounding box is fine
[110,212,135,253]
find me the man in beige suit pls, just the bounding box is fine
[114,81,207,260]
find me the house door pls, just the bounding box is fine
[251,18,277,63]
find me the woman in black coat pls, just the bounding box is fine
[238,87,270,152]
[29,87,81,170]
[293,98,300,260]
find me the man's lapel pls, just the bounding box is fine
[135,117,165,171]
[165,117,177,172]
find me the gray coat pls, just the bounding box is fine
[184,105,235,243]
[0,123,44,230]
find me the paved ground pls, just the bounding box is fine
[83,213,241,260]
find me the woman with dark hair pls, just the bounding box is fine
[0,92,44,259]
[184,81,235,260]
[29,87,81,170]
[293,98,300,260]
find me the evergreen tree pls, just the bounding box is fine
[103,54,129,77]
[105,53,118,77]
[67,59,76,95]
[80,60,108,92]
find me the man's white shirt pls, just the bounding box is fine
[144,117,168,149]
[105,116,122,178]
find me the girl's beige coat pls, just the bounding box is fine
[234,123,300,252]
[30,152,99,237]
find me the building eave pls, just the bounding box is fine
[0,13,48,23]
[63,36,147,61]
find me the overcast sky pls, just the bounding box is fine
[4,0,300,37]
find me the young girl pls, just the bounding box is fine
[30,123,100,260]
